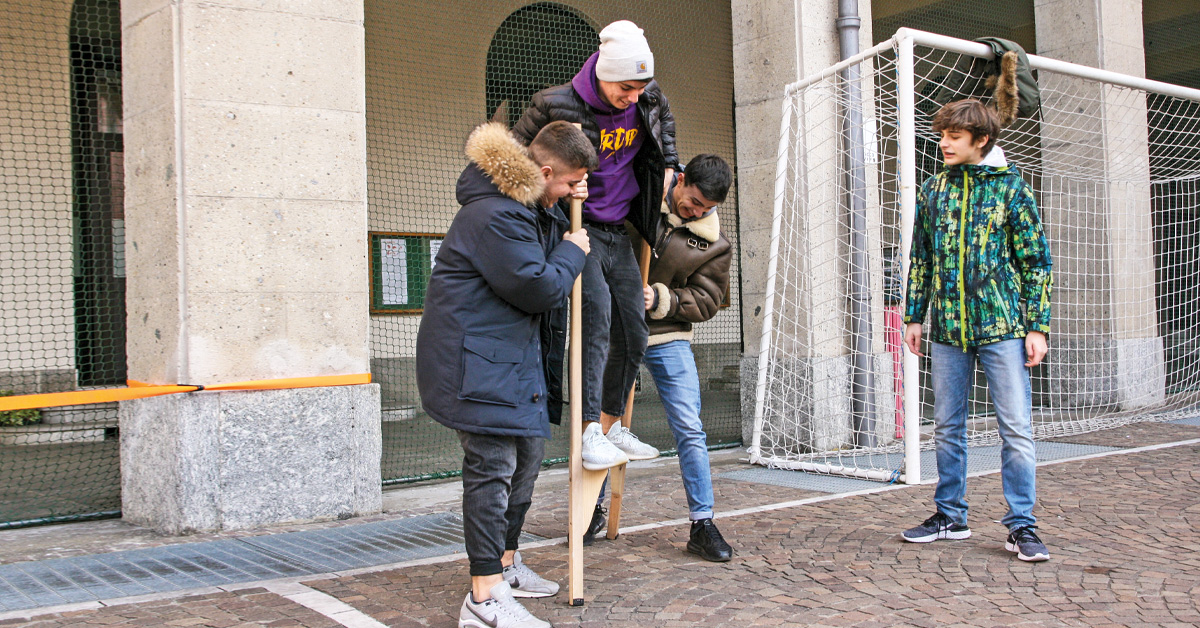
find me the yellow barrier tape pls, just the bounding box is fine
[0,374,371,413]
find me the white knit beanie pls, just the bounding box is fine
[594,21,654,82]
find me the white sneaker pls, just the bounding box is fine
[581,422,628,470]
[459,581,551,628]
[503,551,559,598]
[605,423,660,460]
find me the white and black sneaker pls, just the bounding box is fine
[1005,526,1050,562]
[901,511,972,543]
[503,551,559,598]
[458,581,551,628]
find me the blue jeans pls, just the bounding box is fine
[930,339,1037,531]
[598,340,715,520]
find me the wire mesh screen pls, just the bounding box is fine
[365,1,740,484]
[0,0,123,527]
[751,33,1200,478]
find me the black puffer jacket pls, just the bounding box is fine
[416,123,585,437]
[511,81,678,243]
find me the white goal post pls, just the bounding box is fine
[751,28,1200,484]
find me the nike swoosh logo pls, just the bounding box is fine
[469,603,499,628]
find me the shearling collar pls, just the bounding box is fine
[661,196,721,243]
[463,123,544,207]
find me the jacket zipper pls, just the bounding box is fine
[958,171,970,349]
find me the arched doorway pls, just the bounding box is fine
[485,2,596,125]
[71,0,125,386]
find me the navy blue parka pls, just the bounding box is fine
[415,123,586,438]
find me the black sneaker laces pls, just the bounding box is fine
[1011,526,1041,544]
[921,512,954,529]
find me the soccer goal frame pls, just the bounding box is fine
[751,28,1200,485]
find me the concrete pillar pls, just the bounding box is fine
[120,0,380,533]
[734,0,893,449]
[1035,0,1166,410]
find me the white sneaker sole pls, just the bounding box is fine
[619,449,659,461]
[581,457,627,471]
[509,586,558,599]
[1005,541,1049,561]
[901,529,972,543]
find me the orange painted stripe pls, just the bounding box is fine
[0,374,371,413]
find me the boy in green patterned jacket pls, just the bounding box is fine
[901,99,1053,562]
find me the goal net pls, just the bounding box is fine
[750,28,1200,482]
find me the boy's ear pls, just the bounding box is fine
[540,164,554,180]
[974,133,990,149]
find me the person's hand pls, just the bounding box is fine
[1025,331,1048,367]
[643,284,655,311]
[662,168,675,202]
[564,228,590,256]
[904,323,924,357]
[570,173,588,202]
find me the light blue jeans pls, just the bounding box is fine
[931,338,1037,531]
[598,340,715,520]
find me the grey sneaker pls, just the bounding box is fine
[605,423,660,460]
[503,551,559,598]
[458,581,551,628]
[1006,526,1050,562]
[901,511,971,543]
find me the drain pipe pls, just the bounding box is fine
[837,0,877,448]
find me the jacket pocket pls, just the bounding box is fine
[458,334,524,407]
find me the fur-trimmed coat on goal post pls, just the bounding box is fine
[415,123,586,438]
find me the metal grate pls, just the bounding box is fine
[0,512,543,613]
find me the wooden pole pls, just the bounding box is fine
[567,124,610,606]
[606,239,651,540]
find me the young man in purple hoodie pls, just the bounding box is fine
[513,21,679,527]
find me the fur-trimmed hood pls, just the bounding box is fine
[459,122,544,207]
[661,196,721,243]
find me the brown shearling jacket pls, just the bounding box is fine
[631,198,732,346]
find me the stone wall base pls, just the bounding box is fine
[120,384,381,534]
[1045,336,1165,410]
[741,352,897,453]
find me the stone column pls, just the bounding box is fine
[734,0,893,450]
[120,0,380,533]
[1035,0,1166,410]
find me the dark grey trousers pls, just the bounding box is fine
[457,430,545,576]
[581,222,649,420]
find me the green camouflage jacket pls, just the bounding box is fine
[904,158,1053,348]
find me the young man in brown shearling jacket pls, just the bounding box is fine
[587,154,736,561]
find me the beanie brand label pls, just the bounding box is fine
[635,60,648,74]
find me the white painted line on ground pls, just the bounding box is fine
[3,436,1197,624]
[263,581,389,628]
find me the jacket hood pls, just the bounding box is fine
[946,145,1018,178]
[572,53,617,112]
[661,196,721,243]
[459,123,544,207]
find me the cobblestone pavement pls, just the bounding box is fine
[5,421,1200,627]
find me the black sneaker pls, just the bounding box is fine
[901,511,971,543]
[1006,526,1049,562]
[687,518,733,562]
[582,505,606,547]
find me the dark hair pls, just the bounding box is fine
[931,99,1001,155]
[529,121,599,172]
[681,154,732,203]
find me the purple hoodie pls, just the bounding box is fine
[571,52,645,224]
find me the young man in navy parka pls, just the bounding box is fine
[416,121,595,628]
